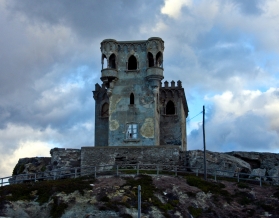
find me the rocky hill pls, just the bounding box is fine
[1,174,279,218]
[3,149,279,217]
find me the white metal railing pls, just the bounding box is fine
[1,164,278,187]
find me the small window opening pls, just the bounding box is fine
[126,124,138,139]
[130,93,134,105]
[109,54,116,69]
[128,55,137,70]
[147,52,154,67]
[101,103,109,117]
[156,52,163,67]
[102,54,107,69]
[166,100,175,115]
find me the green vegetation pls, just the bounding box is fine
[12,164,25,176]
[185,175,231,203]
[0,177,93,205]
[50,196,68,218]
[237,182,251,189]
[234,191,254,205]
[95,174,179,217]
[188,206,202,218]
[186,176,229,196]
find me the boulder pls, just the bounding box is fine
[185,150,251,177]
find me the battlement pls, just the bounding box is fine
[161,80,183,89]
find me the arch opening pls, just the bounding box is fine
[130,93,134,105]
[102,54,107,69]
[128,55,137,70]
[101,103,109,117]
[147,52,154,67]
[156,52,163,67]
[166,100,175,115]
[109,53,116,69]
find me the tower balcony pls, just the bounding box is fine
[146,67,164,80]
[146,67,164,78]
[101,68,118,82]
[146,67,164,87]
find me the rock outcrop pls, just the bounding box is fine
[1,175,279,218]
[11,149,279,185]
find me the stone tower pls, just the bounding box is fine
[93,37,188,150]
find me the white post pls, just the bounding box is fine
[138,185,141,218]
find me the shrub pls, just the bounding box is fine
[50,196,68,218]
[188,206,202,218]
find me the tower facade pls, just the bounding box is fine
[93,37,188,150]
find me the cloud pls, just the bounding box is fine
[161,0,192,19]
[188,88,279,152]
[0,0,279,177]
[0,140,51,178]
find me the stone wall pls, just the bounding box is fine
[81,146,181,174]
[50,148,81,170]
[11,147,279,185]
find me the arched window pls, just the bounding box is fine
[166,100,175,115]
[101,103,109,117]
[130,93,134,105]
[156,52,163,67]
[147,52,154,67]
[102,54,107,69]
[109,54,116,69]
[128,55,137,70]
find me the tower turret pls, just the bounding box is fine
[93,37,188,151]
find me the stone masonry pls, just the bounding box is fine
[93,37,188,150]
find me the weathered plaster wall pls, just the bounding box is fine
[93,84,109,146]
[103,39,164,146]
[94,38,188,149]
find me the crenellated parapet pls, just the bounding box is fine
[160,80,188,117]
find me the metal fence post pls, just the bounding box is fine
[196,169,199,177]
[74,168,77,178]
[34,173,36,182]
[137,163,139,175]
[138,185,141,218]
[116,165,119,176]
[94,166,97,178]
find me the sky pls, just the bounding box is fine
[0,0,279,177]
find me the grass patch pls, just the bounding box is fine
[49,196,68,218]
[234,191,254,205]
[237,182,251,189]
[0,177,94,205]
[12,164,25,176]
[186,175,232,203]
[120,175,178,214]
[188,206,202,218]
